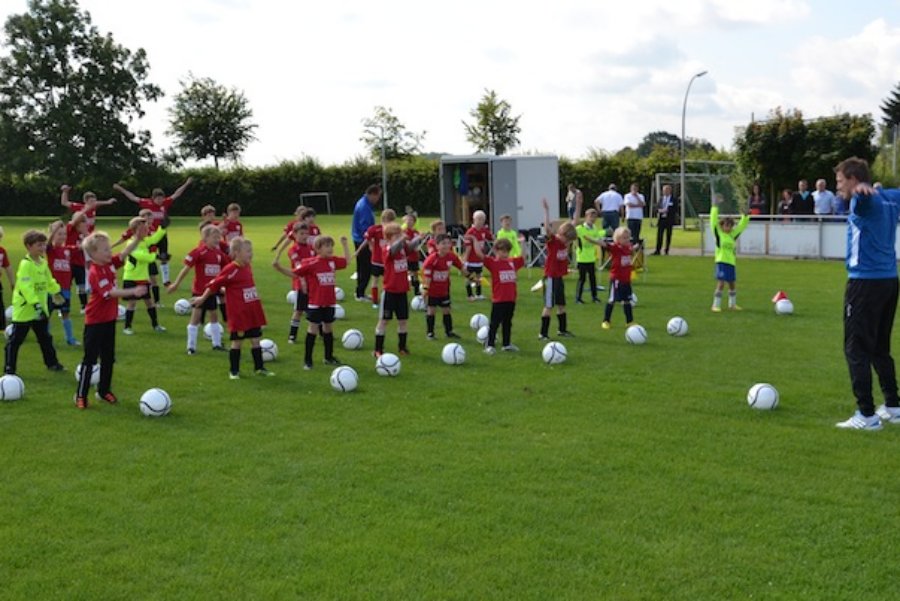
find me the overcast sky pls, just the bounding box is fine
[3,0,900,166]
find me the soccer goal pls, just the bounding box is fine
[652,160,739,229]
[299,192,332,215]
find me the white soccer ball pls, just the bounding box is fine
[441,342,466,365]
[330,366,359,392]
[630,292,638,305]
[117,305,127,321]
[625,324,648,345]
[286,290,298,306]
[341,328,364,350]
[375,352,401,377]
[0,374,24,401]
[775,299,794,315]
[335,287,345,302]
[666,316,689,337]
[747,383,779,410]
[470,313,489,331]
[174,298,192,315]
[4,306,12,322]
[410,295,426,312]
[203,321,223,340]
[334,304,346,320]
[74,363,100,386]
[542,341,568,365]
[259,338,278,362]
[4,324,12,339]
[476,325,489,344]
[139,388,171,417]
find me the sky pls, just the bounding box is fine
[3,0,900,167]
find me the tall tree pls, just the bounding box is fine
[880,82,900,127]
[463,89,521,155]
[360,106,425,160]
[636,130,715,157]
[0,0,162,179]
[167,74,257,169]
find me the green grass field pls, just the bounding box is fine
[0,214,898,600]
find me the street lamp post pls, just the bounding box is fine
[680,70,707,227]
[363,122,388,210]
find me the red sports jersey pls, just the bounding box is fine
[364,224,386,266]
[464,226,493,264]
[426,238,438,255]
[287,242,315,291]
[0,245,9,270]
[65,223,86,267]
[205,262,266,333]
[68,202,97,232]
[184,243,230,296]
[138,197,174,229]
[382,243,410,293]
[404,228,421,261]
[484,256,525,303]
[222,218,243,242]
[85,256,124,325]
[422,251,463,298]
[296,256,348,307]
[607,242,633,283]
[307,224,321,237]
[47,244,77,289]
[543,236,570,278]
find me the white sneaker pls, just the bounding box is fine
[483,346,496,355]
[501,344,519,352]
[835,411,883,431]
[876,404,900,424]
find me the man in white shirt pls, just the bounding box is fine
[653,184,679,255]
[594,184,624,232]
[624,183,646,244]
[812,178,836,216]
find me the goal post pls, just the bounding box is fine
[652,161,739,229]
[298,192,332,215]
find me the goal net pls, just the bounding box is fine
[298,192,332,215]
[652,161,739,229]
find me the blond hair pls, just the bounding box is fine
[82,231,110,255]
[383,223,402,238]
[229,236,251,256]
[381,209,396,223]
[227,203,241,213]
[557,222,577,242]
[314,235,335,251]
[201,224,221,241]
[128,216,146,230]
[613,226,631,243]
[48,220,66,240]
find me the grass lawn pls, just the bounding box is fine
[0,214,897,600]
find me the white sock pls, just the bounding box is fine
[161,263,171,283]
[728,291,736,307]
[211,323,222,347]
[187,324,199,350]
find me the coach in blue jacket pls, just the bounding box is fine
[352,184,381,301]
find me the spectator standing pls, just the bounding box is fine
[791,179,814,215]
[623,183,646,244]
[748,183,767,215]
[778,189,793,222]
[565,184,580,220]
[351,184,381,301]
[813,179,836,216]
[594,184,624,232]
[653,184,679,255]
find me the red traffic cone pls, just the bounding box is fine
[772,290,788,303]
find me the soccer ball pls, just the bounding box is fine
[625,324,648,345]
[666,317,689,337]
[117,305,127,321]
[74,363,100,386]
[203,322,223,341]
[375,352,401,376]
[330,366,359,392]
[335,287,345,302]
[0,374,24,401]
[4,306,12,322]
[476,325,489,344]
[139,388,171,417]
[334,304,346,320]
[542,341,567,365]
[410,295,426,311]
[441,342,466,365]
[630,292,638,305]
[342,329,364,350]
[259,339,278,362]
[174,299,192,315]
[4,324,12,339]
[470,313,488,331]
[286,290,298,306]
[775,299,794,315]
[747,383,779,410]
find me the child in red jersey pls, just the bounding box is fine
[193,237,272,379]
[47,220,82,346]
[539,197,578,340]
[221,203,244,243]
[600,227,636,329]
[270,206,306,252]
[0,226,14,331]
[272,222,314,343]
[60,184,117,233]
[421,233,468,340]
[291,235,350,369]
[114,177,192,287]
[300,208,321,240]
[374,223,422,356]
[402,211,423,296]
[470,238,525,354]
[74,230,146,409]
[62,210,90,312]
[167,224,230,354]
[113,208,165,307]
[356,208,397,307]
[425,219,447,256]
[463,210,493,301]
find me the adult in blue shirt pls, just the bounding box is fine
[352,184,381,300]
[835,157,900,430]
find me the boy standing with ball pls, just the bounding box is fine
[421,233,468,340]
[470,238,524,354]
[599,227,636,329]
[374,223,421,357]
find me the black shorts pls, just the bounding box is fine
[543,276,566,307]
[157,234,170,261]
[230,327,263,341]
[123,280,151,300]
[408,260,420,273]
[71,264,86,288]
[427,295,451,308]
[380,291,409,320]
[608,280,633,303]
[371,264,385,277]
[149,262,159,277]
[197,295,218,311]
[294,291,309,312]
[465,264,483,277]
[306,306,336,324]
